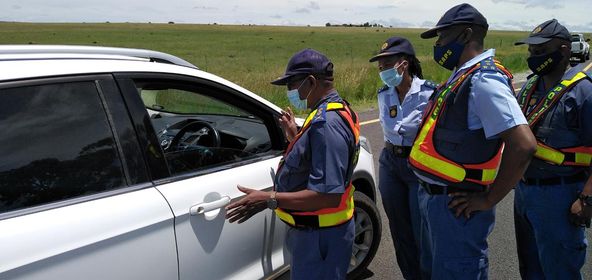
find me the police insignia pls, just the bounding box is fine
[532,26,542,34]
[389,106,397,118]
[529,98,538,106]
[381,42,388,50]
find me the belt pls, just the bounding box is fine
[385,142,411,157]
[522,172,587,186]
[419,180,487,195]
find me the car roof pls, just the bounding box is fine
[0,47,282,114]
[0,45,197,68]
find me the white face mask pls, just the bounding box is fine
[379,62,405,88]
[286,78,312,110]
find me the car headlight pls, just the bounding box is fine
[359,135,372,154]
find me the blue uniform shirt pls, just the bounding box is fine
[524,65,592,178]
[454,49,527,138]
[416,49,527,185]
[378,77,434,146]
[276,90,354,195]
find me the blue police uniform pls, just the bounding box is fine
[514,64,592,279]
[416,49,527,279]
[377,76,434,279]
[276,90,355,280]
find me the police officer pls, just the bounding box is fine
[226,48,359,280]
[513,19,592,279]
[409,3,537,279]
[368,36,434,279]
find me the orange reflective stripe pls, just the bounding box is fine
[275,102,359,228]
[409,62,507,186]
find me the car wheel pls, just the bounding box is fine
[348,191,382,279]
[586,52,590,60]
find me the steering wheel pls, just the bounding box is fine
[168,121,221,152]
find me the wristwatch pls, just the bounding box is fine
[267,191,278,210]
[579,193,592,207]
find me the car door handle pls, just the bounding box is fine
[190,196,231,216]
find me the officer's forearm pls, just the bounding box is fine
[487,125,537,205]
[276,189,342,212]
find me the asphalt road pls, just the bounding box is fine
[356,59,592,280]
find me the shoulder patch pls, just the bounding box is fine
[311,103,327,123]
[478,57,497,72]
[377,85,389,94]
[423,80,438,89]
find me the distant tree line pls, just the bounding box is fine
[325,22,385,28]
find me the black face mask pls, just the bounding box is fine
[527,49,564,76]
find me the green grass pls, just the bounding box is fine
[0,22,533,112]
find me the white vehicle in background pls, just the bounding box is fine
[571,33,590,61]
[0,45,381,280]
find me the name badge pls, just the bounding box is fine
[389,106,398,118]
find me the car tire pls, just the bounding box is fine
[348,191,382,279]
[586,52,590,60]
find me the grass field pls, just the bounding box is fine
[0,22,534,111]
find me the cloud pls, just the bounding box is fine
[192,6,218,10]
[270,14,282,19]
[11,5,21,9]
[491,0,564,9]
[377,5,397,9]
[307,2,320,10]
[295,8,310,14]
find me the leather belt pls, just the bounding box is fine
[522,172,587,186]
[385,142,411,158]
[419,180,487,195]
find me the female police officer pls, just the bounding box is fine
[226,48,359,280]
[369,36,434,279]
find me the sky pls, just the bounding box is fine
[1,0,592,32]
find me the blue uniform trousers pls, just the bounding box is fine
[514,181,587,280]
[378,148,422,279]
[286,218,354,280]
[418,186,494,280]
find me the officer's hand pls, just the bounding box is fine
[225,185,268,223]
[448,192,494,219]
[569,198,592,228]
[279,107,297,142]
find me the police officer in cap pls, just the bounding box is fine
[410,3,537,278]
[369,36,434,279]
[226,48,359,280]
[513,19,592,279]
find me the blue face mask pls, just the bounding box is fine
[433,40,465,71]
[286,78,309,111]
[379,63,404,88]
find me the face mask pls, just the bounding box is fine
[286,78,310,111]
[527,49,563,76]
[379,62,405,87]
[433,40,465,71]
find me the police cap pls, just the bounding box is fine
[514,19,571,45]
[271,48,334,85]
[369,36,416,62]
[420,3,488,39]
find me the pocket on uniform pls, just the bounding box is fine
[443,257,488,277]
[561,239,587,270]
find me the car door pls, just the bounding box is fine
[0,76,178,280]
[116,73,290,280]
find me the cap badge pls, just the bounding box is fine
[532,26,542,34]
[381,42,388,50]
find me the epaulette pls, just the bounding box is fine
[479,57,497,72]
[423,80,438,89]
[377,85,389,94]
[311,103,328,124]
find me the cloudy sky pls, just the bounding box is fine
[2,0,592,32]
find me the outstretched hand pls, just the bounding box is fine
[279,107,298,142]
[226,185,269,223]
[448,191,494,219]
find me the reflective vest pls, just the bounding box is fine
[517,71,592,166]
[409,59,512,188]
[274,101,360,228]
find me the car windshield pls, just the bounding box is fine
[571,35,581,42]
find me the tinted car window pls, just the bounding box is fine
[0,82,125,214]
